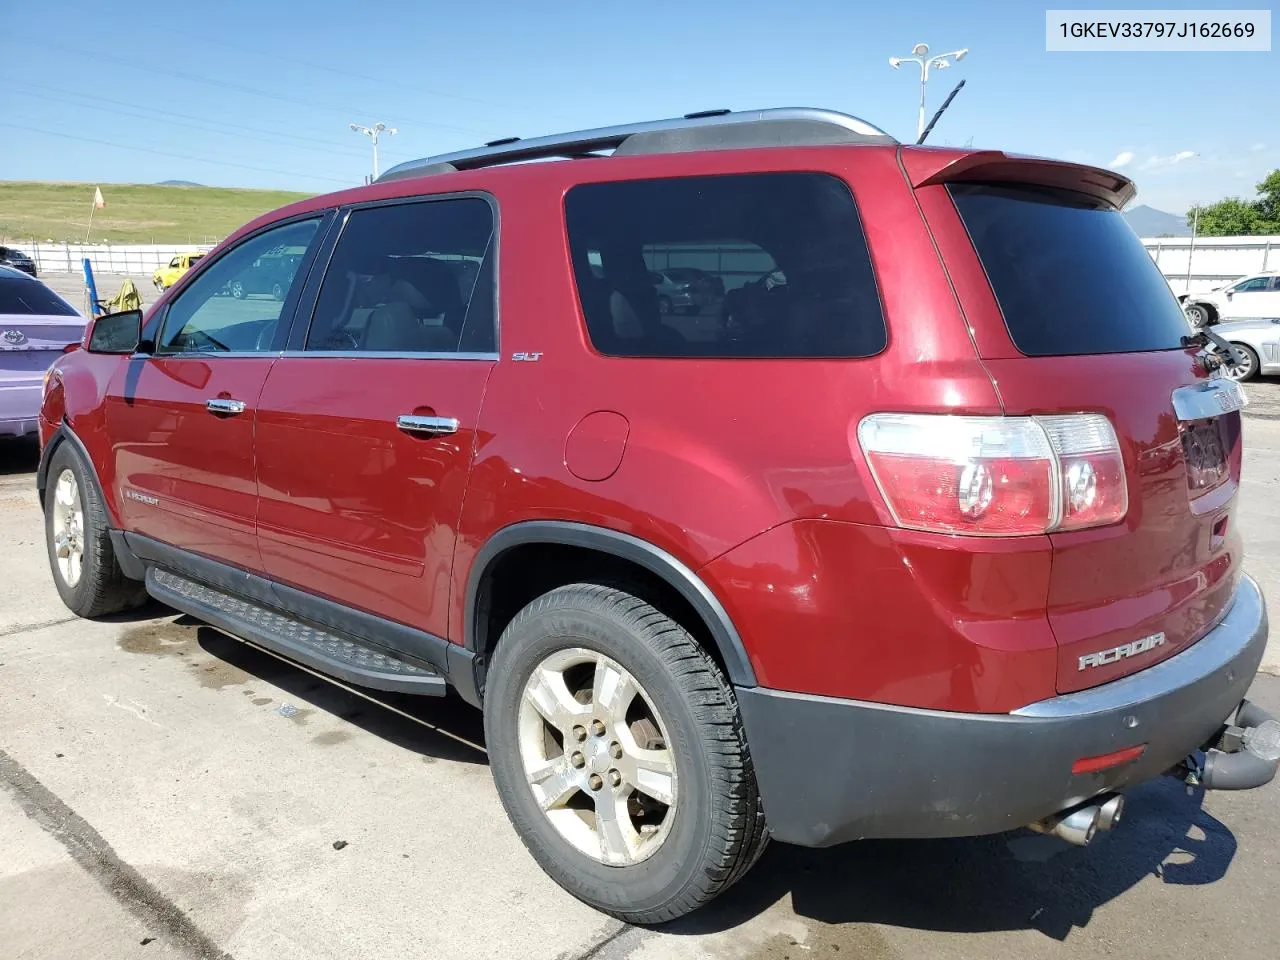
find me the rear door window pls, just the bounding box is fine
[304,197,496,354]
[949,183,1190,356]
[564,173,885,358]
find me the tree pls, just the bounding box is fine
[1189,169,1280,236]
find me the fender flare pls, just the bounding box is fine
[464,520,758,687]
[37,421,108,515]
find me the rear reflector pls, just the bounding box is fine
[1071,744,1146,775]
[857,413,1127,536]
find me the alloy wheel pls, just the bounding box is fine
[518,647,678,866]
[51,468,85,588]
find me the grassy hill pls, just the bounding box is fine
[0,181,313,244]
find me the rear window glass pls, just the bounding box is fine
[949,183,1188,356]
[0,277,78,316]
[564,173,885,358]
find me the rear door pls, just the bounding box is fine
[914,162,1244,694]
[255,195,497,639]
[106,216,325,571]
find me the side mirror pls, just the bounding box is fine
[87,309,143,354]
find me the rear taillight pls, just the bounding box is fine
[856,413,1127,536]
[62,342,80,353]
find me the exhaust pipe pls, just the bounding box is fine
[1096,793,1124,832]
[1027,802,1103,846]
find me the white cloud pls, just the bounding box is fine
[1140,150,1196,170]
[1109,151,1135,169]
[1251,143,1266,152]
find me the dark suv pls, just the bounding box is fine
[37,108,1279,924]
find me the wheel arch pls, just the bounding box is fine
[37,422,112,519]
[465,521,758,689]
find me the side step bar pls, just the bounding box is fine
[146,568,448,696]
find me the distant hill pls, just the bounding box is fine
[0,181,313,244]
[156,180,204,187]
[1124,204,1191,237]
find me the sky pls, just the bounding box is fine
[0,0,1275,215]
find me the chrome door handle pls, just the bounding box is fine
[397,414,459,437]
[206,398,247,415]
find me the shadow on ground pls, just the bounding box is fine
[0,437,40,477]
[144,609,1236,942]
[666,775,1232,942]
[195,625,487,765]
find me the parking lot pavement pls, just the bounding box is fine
[3,393,1280,960]
[37,271,155,315]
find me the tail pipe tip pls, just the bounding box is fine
[1028,794,1123,846]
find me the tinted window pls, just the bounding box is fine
[950,183,1189,356]
[565,173,884,358]
[0,277,78,316]
[1232,277,1269,292]
[158,218,319,354]
[305,198,495,354]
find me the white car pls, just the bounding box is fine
[1181,272,1280,327]
[1210,317,1280,381]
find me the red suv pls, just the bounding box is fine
[37,108,1279,924]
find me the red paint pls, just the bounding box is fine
[105,357,274,572]
[254,357,492,638]
[564,411,630,482]
[44,141,1241,715]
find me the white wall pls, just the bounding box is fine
[11,242,217,276]
[1144,236,1279,295]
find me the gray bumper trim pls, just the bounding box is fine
[737,575,1268,848]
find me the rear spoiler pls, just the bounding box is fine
[901,148,1136,210]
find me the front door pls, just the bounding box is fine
[1226,275,1277,318]
[106,216,325,571]
[255,195,498,638]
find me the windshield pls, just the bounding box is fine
[0,277,78,316]
[950,183,1190,356]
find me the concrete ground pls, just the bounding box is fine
[2,386,1280,959]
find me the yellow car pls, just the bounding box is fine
[152,252,205,291]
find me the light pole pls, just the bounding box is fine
[889,43,969,141]
[349,122,397,181]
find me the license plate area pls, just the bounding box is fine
[1181,418,1228,495]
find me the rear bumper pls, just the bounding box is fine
[0,378,42,437]
[738,574,1269,847]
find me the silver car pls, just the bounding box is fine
[1211,317,1280,381]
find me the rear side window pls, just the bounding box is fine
[305,197,496,355]
[564,173,885,358]
[949,183,1189,356]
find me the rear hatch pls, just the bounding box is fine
[910,151,1244,694]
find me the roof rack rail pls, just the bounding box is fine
[376,107,896,183]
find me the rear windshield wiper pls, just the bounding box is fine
[1182,328,1245,371]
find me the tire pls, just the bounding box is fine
[657,296,672,316]
[484,583,766,924]
[1185,302,1213,328]
[230,280,246,300]
[271,282,284,302]
[44,443,147,618]
[1224,343,1259,382]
